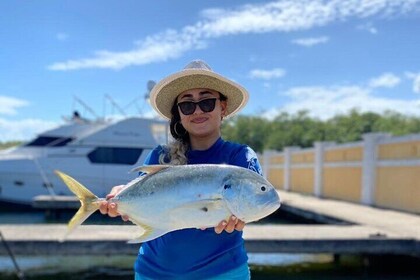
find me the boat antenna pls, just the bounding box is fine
[123,80,156,115]
[105,94,126,116]
[73,96,99,119]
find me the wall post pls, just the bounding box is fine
[361,133,390,205]
[262,150,275,179]
[284,147,299,191]
[314,141,335,197]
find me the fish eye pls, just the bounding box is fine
[261,186,266,192]
[224,184,231,190]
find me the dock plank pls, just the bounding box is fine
[0,224,418,256]
[1,190,419,256]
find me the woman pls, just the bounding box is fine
[100,60,262,279]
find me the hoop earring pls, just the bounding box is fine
[174,121,187,137]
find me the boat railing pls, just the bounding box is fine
[30,156,56,197]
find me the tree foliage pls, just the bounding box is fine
[3,110,420,153]
[0,141,22,150]
[222,110,420,153]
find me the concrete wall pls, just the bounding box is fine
[261,133,420,214]
[290,150,314,194]
[375,137,420,213]
[323,167,362,202]
[323,145,363,202]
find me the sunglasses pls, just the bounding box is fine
[177,98,219,115]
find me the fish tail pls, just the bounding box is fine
[54,170,101,239]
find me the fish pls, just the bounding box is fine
[55,164,281,243]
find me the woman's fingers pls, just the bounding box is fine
[99,185,126,218]
[214,220,227,234]
[99,201,109,215]
[235,220,245,231]
[224,216,238,233]
[107,203,119,217]
[106,185,125,199]
[214,216,245,234]
[121,215,130,222]
[99,201,129,221]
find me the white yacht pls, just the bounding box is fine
[0,116,168,207]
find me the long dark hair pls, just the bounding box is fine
[170,101,190,144]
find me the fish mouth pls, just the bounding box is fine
[259,197,281,218]
[245,199,281,223]
[264,200,281,213]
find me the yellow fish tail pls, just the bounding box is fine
[54,170,101,238]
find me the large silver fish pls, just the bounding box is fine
[55,164,281,243]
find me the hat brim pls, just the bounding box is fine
[150,69,249,120]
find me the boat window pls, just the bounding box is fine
[25,136,74,147]
[87,147,143,165]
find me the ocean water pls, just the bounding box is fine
[0,254,419,280]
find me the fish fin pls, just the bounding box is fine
[127,219,169,243]
[54,170,101,240]
[130,165,171,175]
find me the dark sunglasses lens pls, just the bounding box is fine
[179,102,196,115]
[198,99,216,112]
[178,98,217,115]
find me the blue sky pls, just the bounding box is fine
[1,0,420,141]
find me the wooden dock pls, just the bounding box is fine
[1,190,419,256]
[32,195,80,209]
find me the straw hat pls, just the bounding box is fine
[149,60,249,120]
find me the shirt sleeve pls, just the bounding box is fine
[138,146,166,177]
[230,145,263,176]
[143,145,167,165]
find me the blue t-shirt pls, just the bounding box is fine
[134,137,262,279]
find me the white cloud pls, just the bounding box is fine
[405,72,420,93]
[368,73,401,88]
[0,118,58,142]
[48,28,206,71]
[291,36,329,47]
[0,96,58,141]
[413,75,420,94]
[48,0,420,71]
[249,68,286,80]
[0,96,29,115]
[263,82,271,89]
[56,33,69,41]
[357,23,378,34]
[262,85,420,120]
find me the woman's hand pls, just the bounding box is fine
[214,215,245,234]
[99,185,129,222]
